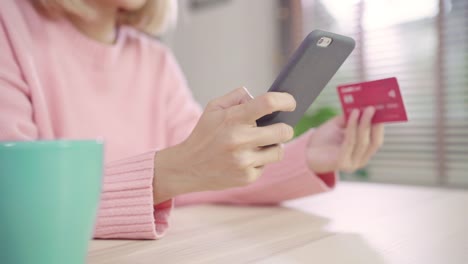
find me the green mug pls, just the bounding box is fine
[0,140,104,264]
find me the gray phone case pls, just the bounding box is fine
[256,30,355,127]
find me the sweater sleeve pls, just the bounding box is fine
[0,18,170,240]
[93,151,172,239]
[176,130,338,206]
[91,48,202,240]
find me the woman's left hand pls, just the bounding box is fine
[306,107,385,174]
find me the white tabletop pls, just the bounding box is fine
[88,182,468,263]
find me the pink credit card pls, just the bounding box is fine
[337,77,408,124]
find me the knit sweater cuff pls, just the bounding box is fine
[94,150,173,240]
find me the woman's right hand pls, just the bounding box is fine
[153,87,296,203]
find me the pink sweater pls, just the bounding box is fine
[0,0,336,239]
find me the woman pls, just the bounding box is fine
[0,0,384,239]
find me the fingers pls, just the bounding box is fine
[225,123,293,151]
[252,144,285,167]
[234,92,296,122]
[333,115,347,128]
[207,87,254,111]
[351,107,375,165]
[338,109,359,172]
[249,123,294,147]
[242,167,264,185]
[339,107,384,173]
[360,123,384,165]
[239,87,254,104]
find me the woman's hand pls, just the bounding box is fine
[153,87,296,203]
[306,107,384,174]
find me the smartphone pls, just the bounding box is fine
[256,30,355,127]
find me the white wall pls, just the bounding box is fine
[166,0,280,106]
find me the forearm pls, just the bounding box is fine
[150,142,207,205]
[152,144,196,204]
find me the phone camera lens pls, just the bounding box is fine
[317,37,332,47]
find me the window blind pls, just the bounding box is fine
[441,0,468,186]
[286,0,467,186]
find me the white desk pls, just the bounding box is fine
[88,182,468,263]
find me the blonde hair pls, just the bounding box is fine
[32,0,177,36]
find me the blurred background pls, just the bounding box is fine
[164,0,467,188]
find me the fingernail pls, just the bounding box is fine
[242,86,254,99]
[291,101,297,111]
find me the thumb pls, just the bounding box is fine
[207,87,254,111]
